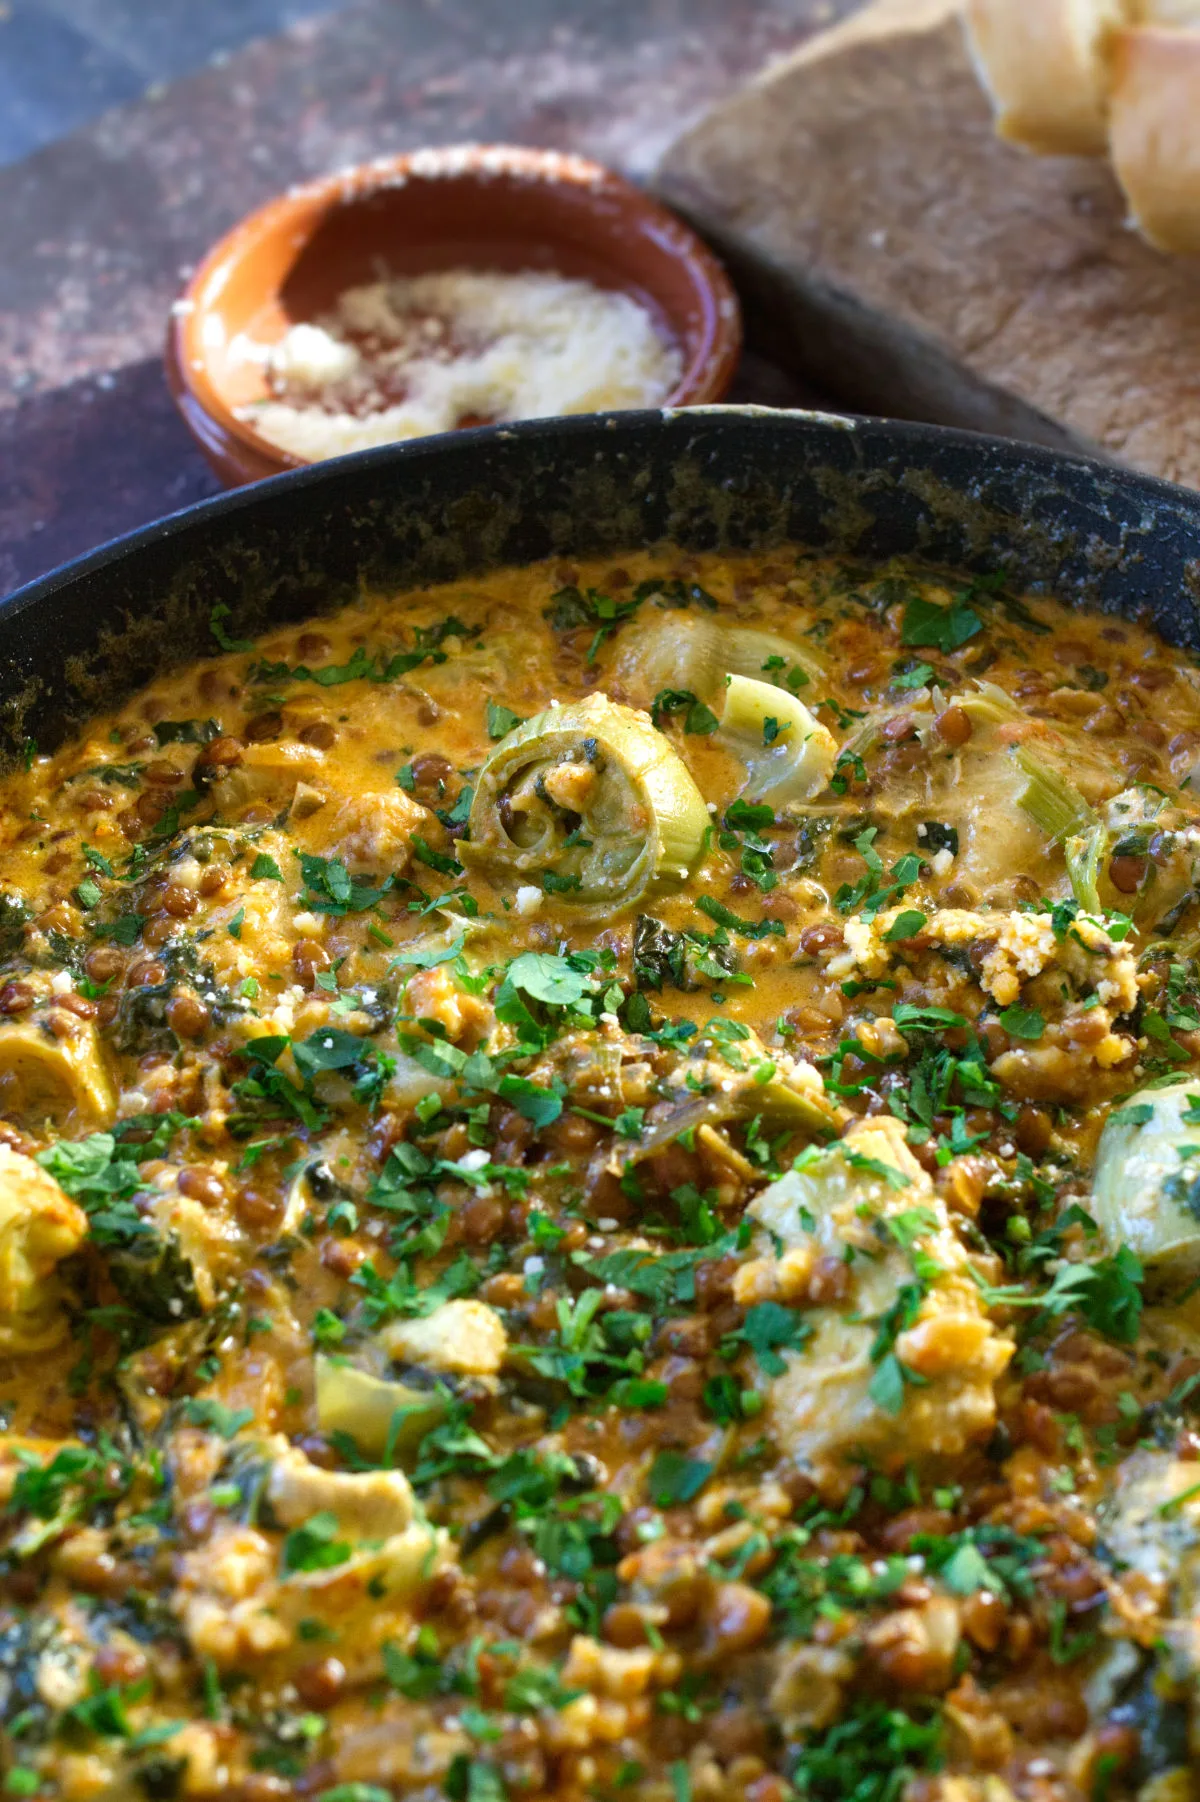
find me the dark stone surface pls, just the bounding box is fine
[0,4,145,165]
[0,0,853,596]
[0,0,342,165]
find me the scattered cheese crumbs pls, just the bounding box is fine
[515,884,543,916]
[238,269,683,460]
[457,1148,491,1173]
[49,971,73,996]
[270,322,361,388]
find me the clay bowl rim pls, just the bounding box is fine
[165,142,743,486]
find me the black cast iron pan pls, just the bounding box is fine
[4,406,1200,765]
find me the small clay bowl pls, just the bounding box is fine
[166,143,742,487]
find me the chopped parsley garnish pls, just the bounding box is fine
[281,1510,352,1573]
[790,1701,943,1802]
[650,688,720,735]
[998,1004,1044,1040]
[544,585,643,662]
[972,1240,1144,1345]
[833,828,924,921]
[694,894,784,940]
[411,836,463,877]
[249,618,477,687]
[153,717,222,745]
[723,1301,813,1376]
[209,602,254,653]
[900,592,983,653]
[297,851,394,914]
[911,1524,1044,1601]
[180,1399,254,1439]
[893,661,935,691]
[885,909,926,941]
[486,699,523,740]
[647,1450,712,1507]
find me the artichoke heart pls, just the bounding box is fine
[720,674,837,803]
[316,1355,446,1459]
[0,1016,116,1131]
[1093,1078,1200,1285]
[0,1145,88,1355]
[460,694,707,913]
[613,614,823,708]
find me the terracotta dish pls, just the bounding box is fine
[166,143,742,486]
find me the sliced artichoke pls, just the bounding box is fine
[1093,1080,1200,1286]
[719,674,837,803]
[460,694,707,914]
[601,1037,844,1177]
[316,1355,446,1459]
[0,1016,115,1131]
[612,614,824,708]
[725,626,825,692]
[1100,1449,1200,1693]
[0,1145,88,1355]
[1013,747,1096,844]
[744,1117,1012,1477]
[1065,821,1107,913]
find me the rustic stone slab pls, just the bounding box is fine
[657,0,1200,488]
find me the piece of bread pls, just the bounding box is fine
[1135,0,1200,22]
[1109,24,1200,252]
[962,0,1129,155]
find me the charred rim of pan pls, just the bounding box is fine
[3,406,1200,768]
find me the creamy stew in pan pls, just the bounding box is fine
[2,551,1200,1802]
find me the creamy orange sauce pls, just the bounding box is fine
[1,549,1199,1802]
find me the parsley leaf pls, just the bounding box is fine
[647,1450,712,1507]
[544,585,643,662]
[411,836,463,877]
[1110,1101,1154,1128]
[650,688,720,735]
[153,717,221,746]
[834,827,925,922]
[503,951,592,1008]
[901,594,983,653]
[999,1005,1044,1040]
[496,1072,566,1128]
[282,1510,353,1573]
[694,895,784,940]
[885,909,926,941]
[486,700,523,740]
[180,1399,254,1439]
[297,850,393,914]
[893,661,935,691]
[728,1301,813,1377]
[790,1701,943,1802]
[209,603,254,653]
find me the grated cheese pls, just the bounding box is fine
[237,268,683,460]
